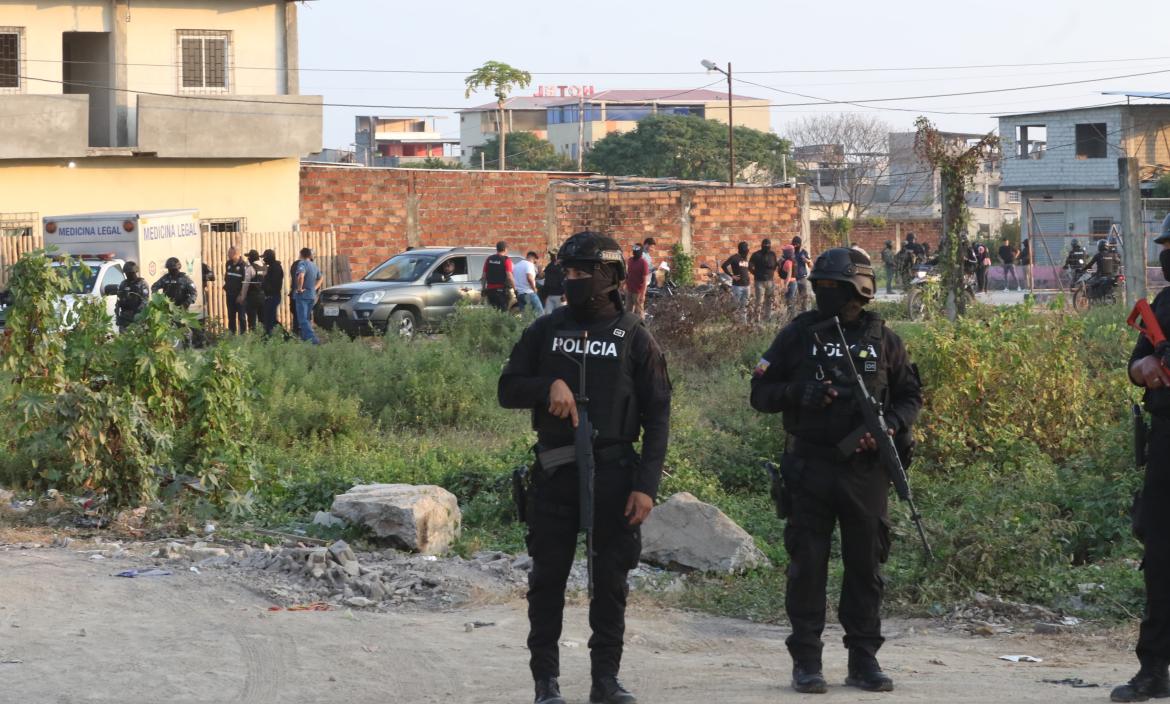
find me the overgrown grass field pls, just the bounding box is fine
[0,265,1148,621]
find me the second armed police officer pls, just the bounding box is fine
[499,231,671,704]
[1114,215,1170,702]
[114,261,150,332]
[152,257,198,310]
[750,247,923,695]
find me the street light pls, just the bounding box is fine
[701,59,734,187]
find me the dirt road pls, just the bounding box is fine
[0,547,1139,704]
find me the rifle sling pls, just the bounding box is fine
[536,443,632,475]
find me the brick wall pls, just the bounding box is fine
[816,219,944,260]
[301,165,807,277]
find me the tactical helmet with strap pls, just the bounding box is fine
[558,231,626,282]
[809,247,876,300]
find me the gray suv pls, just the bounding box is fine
[314,247,522,337]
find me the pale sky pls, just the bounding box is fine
[297,0,1170,150]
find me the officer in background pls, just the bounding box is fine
[750,247,923,695]
[243,249,265,333]
[224,246,248,334]
[114,261,150,332]
[1114,219,1170,702]
[151,257,197,310]
[482,240,515,312]
[499,231,672,704]
[1065,239,1088,271]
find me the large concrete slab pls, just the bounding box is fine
[0,95,88,159]
[136,94,322,159]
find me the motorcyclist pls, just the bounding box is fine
[114,261,150,331]
[1065,239,1088,271]
[1080,239,1121,295]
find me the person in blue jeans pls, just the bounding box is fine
[293,247,321,344]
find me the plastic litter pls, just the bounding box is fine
[1043,678,1100,688]
[267,602,331,612]
[999,655,1043,663]
[115,569,173,578]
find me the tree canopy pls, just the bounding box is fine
[584,114,791,183]
[470,132,575,172]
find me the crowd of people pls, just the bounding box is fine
[114,246,324,344]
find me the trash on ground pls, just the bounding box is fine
[267,602,331,612]
[115,569,173,578]
[999,655,1043,663]
[560,641,579,648]
[0,659,22,664]
[1042,678,1100,688]
[464,621,496,632]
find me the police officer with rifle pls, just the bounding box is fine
[114,261,150,332]
[499,231,671,704]
[151,257,197,310]
[751,247,923,695]
[1114,218,1170,702]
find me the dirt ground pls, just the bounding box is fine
[0,545,1145,704]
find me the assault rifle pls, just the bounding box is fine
[810,316,934,561]
[1127,299,1169,471]
[557,329,596,599]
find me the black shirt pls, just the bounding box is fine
[722,254,750,287]
[750,311,923,434]
[498,308,672,498]
[998,245,1016,265]
[542,262,565,296]
[749,249,778,282]
[262,260,284,296]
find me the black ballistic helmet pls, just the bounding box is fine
[558,231,626,281]
[123,261,139,276]
[165,257,181,272]
[809,247,876,300]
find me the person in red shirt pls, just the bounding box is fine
[626,244,650,318]
[481,240,515,312]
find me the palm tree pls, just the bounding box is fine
[464,61,532,171]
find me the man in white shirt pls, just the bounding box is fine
[513,251,542,316]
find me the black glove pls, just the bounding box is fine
[788,381,836,410]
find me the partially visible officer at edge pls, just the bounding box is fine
[1113,217,1170,703]
[749,247,923,695]
[498,231,672,704]
[114,261,150,331]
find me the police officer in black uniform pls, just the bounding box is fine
[1114,218,1170,703]
[152,257,197,310]
[499,231,672,704]
[750,247,923,695]
[224,247,249,334]
[114,261,150,332]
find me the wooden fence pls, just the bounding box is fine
[200,231,349,330]
[0,230,44,288]
[2,230,350,331]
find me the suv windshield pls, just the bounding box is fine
[52,263,100,295]
[363,253,438,283]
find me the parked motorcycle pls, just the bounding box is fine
[905,263,976,321]
[645,262,678,302]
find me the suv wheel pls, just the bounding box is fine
[387,309,418,338]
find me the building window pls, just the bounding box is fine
[1075,123,1108,159]
[178,30,230,93]
[606,105,653,122]
[989,189,1000,208]
[1015,124,1046,159]
[1007,191,1021,204]
[200,218,245,233]
[1090,218,1113,236]
[0,27,24,92]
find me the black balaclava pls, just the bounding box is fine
[565,263,620,321]
[814,282,857,318]
[738,243,749,257]
[762,239,772,252]
[1160,248,1170,282]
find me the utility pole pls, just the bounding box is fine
[577,94,585,172]
[726,62,735,187]
[1120,157,1148,304]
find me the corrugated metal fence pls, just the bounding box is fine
[200,231,348,329]
[1,230,349,330]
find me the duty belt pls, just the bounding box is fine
[789,436,861,464]
[536,443,632,473]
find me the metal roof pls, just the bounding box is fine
[458,97,567,113]
[545,88,762,106]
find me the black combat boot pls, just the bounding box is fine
[589,675,637,703]
[1110,669,1170,702]
[791,664,828,694]
[534,677,566,704]
[845,652,894,692]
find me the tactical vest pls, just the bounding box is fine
[116,279,149,322]
[783,311,889,447]
[484,254,509,287]
[1099,252,1120,277]
[161,274,194,309]
[225,259,247,296]
[532,308,643,446]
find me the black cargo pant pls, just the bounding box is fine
[1137,415,1170,671]
[526,453,642,681]
[225,293,246,334]
[783,453,890,669]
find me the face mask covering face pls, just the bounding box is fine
[565,264,617,320]
[814,283,854,317]
[1159,248,1170,282]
